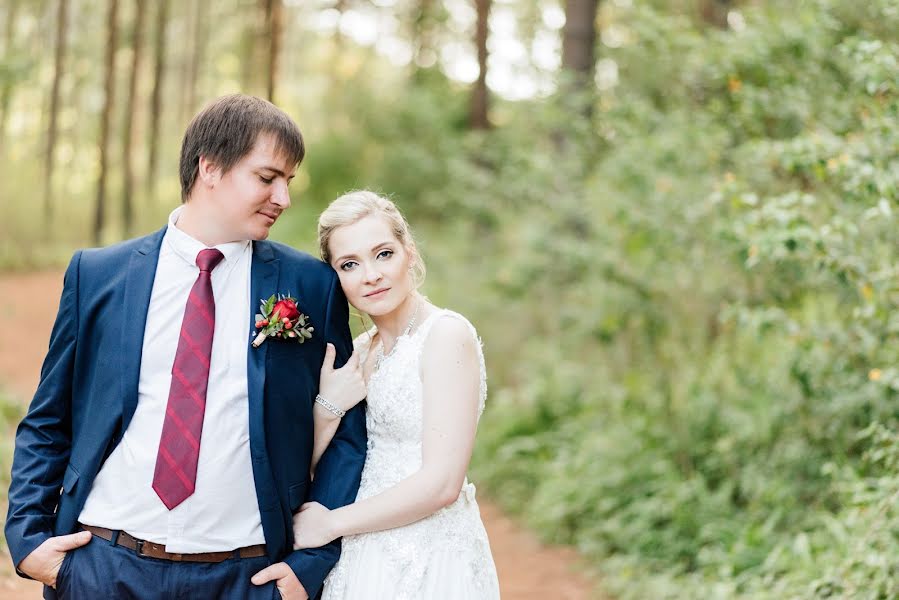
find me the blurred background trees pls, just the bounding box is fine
[2,0,898,597]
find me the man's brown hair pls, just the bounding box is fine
[179,94,304,201]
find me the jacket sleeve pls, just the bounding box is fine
[285,270,367,598]
[5,251,82,577]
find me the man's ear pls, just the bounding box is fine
[197,155,220,189]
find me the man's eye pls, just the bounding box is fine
[340,261,358,271]
[260,176,273,184]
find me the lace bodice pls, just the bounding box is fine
[321,309,499,600]
[353,309,487,496]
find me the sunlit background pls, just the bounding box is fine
[2,0,899,598]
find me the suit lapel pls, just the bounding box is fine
[120,227,167,431]
[247,240,279,451]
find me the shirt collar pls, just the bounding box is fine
[166,206,250,268]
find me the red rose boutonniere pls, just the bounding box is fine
[252,294,314,348]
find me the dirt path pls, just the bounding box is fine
[0,270,602,599]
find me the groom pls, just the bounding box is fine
[5,94,366,599]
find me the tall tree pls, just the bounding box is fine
[561,0,600,114]
[43,0,69,223]
[0,0,22,153]
[264,0,284,103]
[122,0,147,236]
[180,0,207,125]
[146,0,168,200]
[239,0,266,95]
[469,0,491,129]
[94,0,119,245]
[699,0,731,28]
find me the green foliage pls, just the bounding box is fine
[289,0,899,597]
[2,0,897,596]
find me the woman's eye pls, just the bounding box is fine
[340,261,358,271]
[377,250,394,260]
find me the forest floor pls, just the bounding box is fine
[0,270,604,599]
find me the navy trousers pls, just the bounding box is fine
[49,535,280,600]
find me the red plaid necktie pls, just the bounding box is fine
[152,248,224,510]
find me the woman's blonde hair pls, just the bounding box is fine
[318,190,426,288]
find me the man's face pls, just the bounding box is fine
[207,133,297,241]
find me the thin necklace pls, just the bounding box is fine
[374,299,421,371]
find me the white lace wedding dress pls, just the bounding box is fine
[321,309,500,600]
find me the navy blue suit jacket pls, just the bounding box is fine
[5,227,367,598]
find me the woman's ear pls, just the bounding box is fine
[406,244,420,269]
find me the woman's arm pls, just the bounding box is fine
[294,315,480,546]
[310,343,366,476]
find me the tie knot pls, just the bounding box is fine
[196,248,224,272]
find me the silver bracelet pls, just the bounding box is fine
[315,393,346,418]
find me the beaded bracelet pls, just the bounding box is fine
[315,394,346,418]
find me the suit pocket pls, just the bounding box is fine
[62,463,80,495]
[288,481,309,512]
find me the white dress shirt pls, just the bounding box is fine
[79,207,265,552]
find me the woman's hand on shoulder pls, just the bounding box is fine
[317,343,366,418]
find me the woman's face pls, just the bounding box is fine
[327,214,416,316]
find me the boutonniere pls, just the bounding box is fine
[252,294,314,348]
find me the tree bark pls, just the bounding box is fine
[561,0,599,116]
[699,0,731,29]
[562,0,599,77]
[147,0,168,200]
[122,0,147,237]
[0,0,22,153]
[184,0,208,122]
[94,0,119,246]
[179,0,206,125]
[265,0,283,103]
[43,0,69,223]
[469,0,491,129]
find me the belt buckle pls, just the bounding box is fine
[135,539,145,556]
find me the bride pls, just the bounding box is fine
[293,190,500,599]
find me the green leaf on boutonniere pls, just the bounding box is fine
[263,295,276,315]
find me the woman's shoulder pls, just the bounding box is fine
[352,326,379,352]
[419,308,481,352]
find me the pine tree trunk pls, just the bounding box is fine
[43,0,68,223]
[699,0,731,28]
[94,0,119,246]
[562,0,599,78]
[146,0,168,200]
[0,0,22,154]
[469,0,491,129]
[122,0,147,237]
[265,0,283,103]
[184,0,208,122]
[561,0,599,116]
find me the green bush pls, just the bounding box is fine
[290,0,898,597]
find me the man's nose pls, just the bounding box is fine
[271,181,291,209]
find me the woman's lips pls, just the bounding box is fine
[365,288,389,298]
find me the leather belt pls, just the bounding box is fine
[79,524,267,563]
